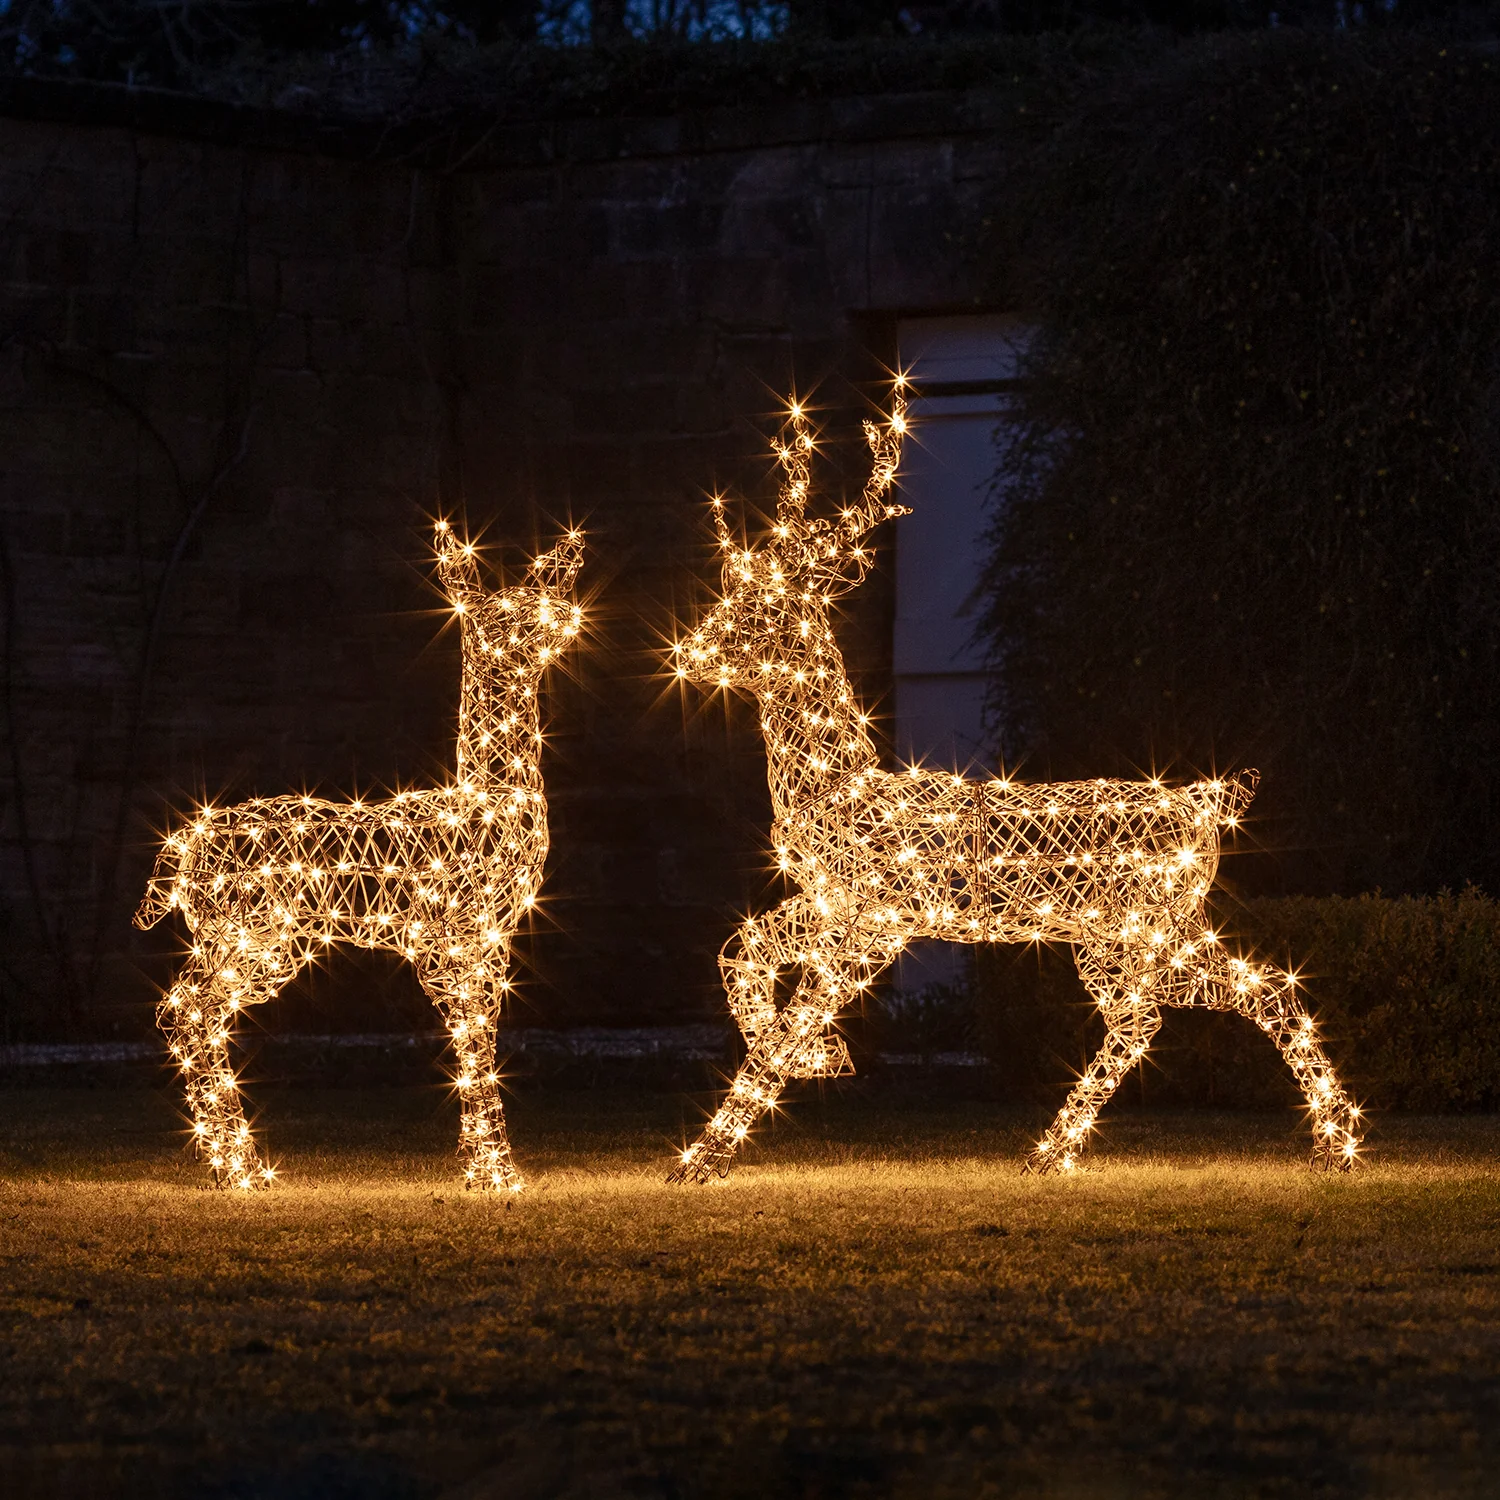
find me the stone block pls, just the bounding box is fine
[278,255,407,323]
[245,156,410,255]
[259,312,308,372]
[718,194,820,258]
[866,183,968,308]
[568,383,683,441]
[134,140,246,240]
[305,318,416,380]
[0,285,69,344]
[1,501,70,557]
[566,258,682,325]
[21,228,93,288]
[829,92,966,146]
[66,289,138,353]
[461,197,557,266]
[613,200,723,261]
[467,262,560,332]
[561,322,714,391]
[1,406,137,477]
[819,137,953,191]
[67,510,129,558]
[684,255,791,329]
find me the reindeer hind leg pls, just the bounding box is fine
[1024,945,1161,1175]
[1203,953,1362,1170]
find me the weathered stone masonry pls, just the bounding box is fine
[0,79,1013,1038]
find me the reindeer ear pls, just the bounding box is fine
[710,495,735,553]
[434,521,484,606]
[527,530,585,594]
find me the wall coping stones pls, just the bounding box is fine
[0,72,1022,171]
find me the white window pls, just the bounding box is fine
[890,314,1030,996]
[893,314,1030,771]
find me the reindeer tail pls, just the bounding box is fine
[134,844,181,930]
[1211,769,1259,827]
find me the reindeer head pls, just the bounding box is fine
[434,522,585,668]
[673,388,908,693]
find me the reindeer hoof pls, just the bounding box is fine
[1023,1146,1085,1176]
[465,1168,525,1195]
[668,1142,735,1185]
[785,1034,854,1080]
[209,1163,274,1192]
[666,1163,718,1186]
[1309,1147,1360,1174]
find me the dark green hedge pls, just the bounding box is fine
[969,890,1500,1112]
[980,26,1500,897]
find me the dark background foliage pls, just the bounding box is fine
[980,28,1500,898]
[1,0,1486,96]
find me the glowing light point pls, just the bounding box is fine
[136,525,586,1195]
[666,384,1361,1185]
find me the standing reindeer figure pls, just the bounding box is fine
[668,385,1361,1182]
[135,522,585,1192]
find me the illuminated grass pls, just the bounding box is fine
[3,1088,1500,1499]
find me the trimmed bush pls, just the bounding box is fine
[972,890,1500,1112]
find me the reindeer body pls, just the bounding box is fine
[136,524,583,1191]
[670,389,1361,1181]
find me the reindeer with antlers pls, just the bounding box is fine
[135,523,585,1192]
[668,385,1362,1182]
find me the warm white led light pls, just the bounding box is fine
[136,524,585,1193]
[668,389,1360,1182]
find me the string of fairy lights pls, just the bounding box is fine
[137,385,1361,1195]
[668,381,1362,1182]
[136,523,585,1192]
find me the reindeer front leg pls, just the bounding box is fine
[425,967,523,1193]
[719,898,857,1077]
[159,955,271,1190]
[668,1003,810,1184]
[671,941,883,1184]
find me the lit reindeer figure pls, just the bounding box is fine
[669,386,1361,1181]
[135,523,585,1192]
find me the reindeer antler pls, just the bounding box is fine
[830,385,910,555]
[774,401,815,531]
[526,529,585,595]
[527,530,585,594]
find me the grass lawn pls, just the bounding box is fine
[3,1084,1500,1499]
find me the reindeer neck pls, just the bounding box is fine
[761,631,878,818]
[453,638,546,791]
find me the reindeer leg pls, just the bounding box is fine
[158,952,270,1190]
[426,969,523,1193]
[719,899,859,1078]
[1024,945,1161,1175]
[1199,951,1363,1170]
[719,910,784,1047]
[669,969,864,1184]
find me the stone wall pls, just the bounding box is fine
[0,81,1012,1039]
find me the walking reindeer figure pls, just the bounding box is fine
[136,523,585,1192]
[669,385,1361,1182]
